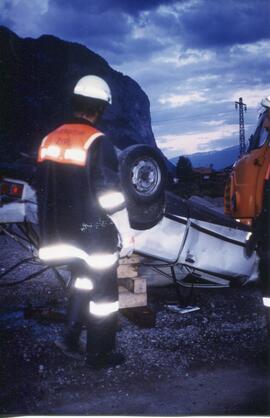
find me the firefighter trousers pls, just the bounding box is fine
[65,260,119,357]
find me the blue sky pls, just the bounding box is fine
[1,0,270,158]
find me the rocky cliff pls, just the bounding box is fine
[0,26,156,162]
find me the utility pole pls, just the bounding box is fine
[235,97,247,157]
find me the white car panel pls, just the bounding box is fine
[178,218,257,279]
[133,215,187,263]
[0,179,38,224]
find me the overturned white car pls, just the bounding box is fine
[0,145,258,293]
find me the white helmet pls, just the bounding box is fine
[261,96,270,108]
[73,75,112,104]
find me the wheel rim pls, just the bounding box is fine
[131,157,161,196]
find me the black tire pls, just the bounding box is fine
[119,145,167,230]
[119,145,167,204]
[127,195,165,230]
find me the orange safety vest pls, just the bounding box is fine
[38,124,104,167]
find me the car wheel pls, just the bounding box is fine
[119,145,167,204]
[119,145,167,230]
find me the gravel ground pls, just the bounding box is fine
[0,233,269,415]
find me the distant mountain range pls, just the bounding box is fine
[170,145,240,170]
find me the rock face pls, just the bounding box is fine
[0,26,156,162]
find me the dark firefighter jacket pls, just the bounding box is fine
[36,118,122,254]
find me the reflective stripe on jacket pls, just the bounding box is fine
[38,124,104,166]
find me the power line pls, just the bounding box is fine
[152,110,236,126]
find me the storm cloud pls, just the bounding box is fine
[0,0,269,157]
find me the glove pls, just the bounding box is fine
[108,208,135,258]
[119,235,135,258]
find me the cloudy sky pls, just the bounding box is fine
[1,0,270,158]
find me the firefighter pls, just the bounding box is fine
[37,75,133,368]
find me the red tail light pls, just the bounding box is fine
[10,183,24,197]
[0,181,24,198]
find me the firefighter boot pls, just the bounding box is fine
[86,311,125,368]
[87,350,125,369]
[55,322,85,360]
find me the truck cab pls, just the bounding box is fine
[225,108,270,226]
[225,101,270,312]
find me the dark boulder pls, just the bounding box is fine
[0,26,155,162]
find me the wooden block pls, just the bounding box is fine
[117,263,138,279]
[118,286,147,309]
[119,255,142,265]
[118,276,146,294]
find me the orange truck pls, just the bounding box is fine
[224,96,270,307]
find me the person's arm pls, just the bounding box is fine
[90,136,134,256]
[90,136,124,211]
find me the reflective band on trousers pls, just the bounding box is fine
[263,297,270,307]
[39,244,118,269]
[89,301,119,317]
